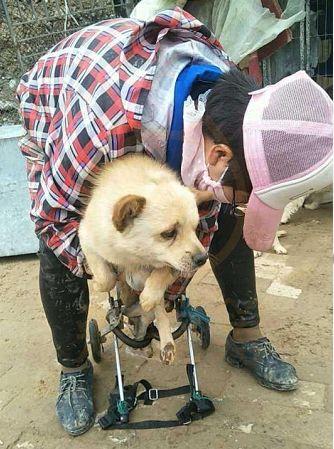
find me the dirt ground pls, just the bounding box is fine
[0,205,332,449]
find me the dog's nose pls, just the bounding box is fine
[193,252,208,267]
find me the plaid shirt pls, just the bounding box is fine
[17,8,227,299]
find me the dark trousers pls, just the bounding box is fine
[38,205,260,368]
[39,242,90,368]
[209,204,259,329]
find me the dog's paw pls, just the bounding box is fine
[139,291,160,312]
[160,342,176,365]
[273,243,288,255]
[92,272,117,292]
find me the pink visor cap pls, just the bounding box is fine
[243,71,333,251]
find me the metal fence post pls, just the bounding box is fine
[1,0,24,71]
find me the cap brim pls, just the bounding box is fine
[243,193,284,251]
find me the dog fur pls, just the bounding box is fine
[79,154,209,364]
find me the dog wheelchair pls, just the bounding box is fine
[89,290,215,430]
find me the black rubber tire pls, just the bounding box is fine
[113,325,153,348]
[112,320,189,349]
[89,319,102,363]
[195,306,211,350]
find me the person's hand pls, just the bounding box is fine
[207,159,228,181]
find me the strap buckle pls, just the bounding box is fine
[148,388,159,401]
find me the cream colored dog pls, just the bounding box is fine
[79,154,210,364]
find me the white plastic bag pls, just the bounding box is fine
[131,0,306,64]
[211,0,306,63]
[185,0,305,63]
[130,0,187,21]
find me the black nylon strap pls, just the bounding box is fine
[133,379,153,395]
[99,364,214,431]
[99,412,120,430]
[100,400,205,430]
[101,419,185,430]
[137,385,191,404]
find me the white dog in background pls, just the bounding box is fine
[303,188,333,211]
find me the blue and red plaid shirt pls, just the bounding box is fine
[17,8,229,299]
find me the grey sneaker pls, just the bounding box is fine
[56,360,95,436]
[225,332,298,391]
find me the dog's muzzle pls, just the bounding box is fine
[192,252,208,268]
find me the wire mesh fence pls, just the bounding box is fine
[0,0,332,126]
[0,0,138,75]
[262,0,333,96]
[1,0,332,83]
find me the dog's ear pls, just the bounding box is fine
[189,188,214,205]
[112,195,146,232]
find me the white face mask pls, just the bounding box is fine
[207,164,229,183]
[181,95,229,203]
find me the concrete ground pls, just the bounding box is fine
[0,205,332,449]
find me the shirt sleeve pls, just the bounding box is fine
[165,200,221,300]
[32,88,110,277]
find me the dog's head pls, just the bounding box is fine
[112,185,210,274]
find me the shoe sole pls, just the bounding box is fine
[225,355,298,392]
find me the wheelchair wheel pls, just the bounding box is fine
[195,306,210,350]
[89,319,102,363]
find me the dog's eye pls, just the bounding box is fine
[161,229,177,240]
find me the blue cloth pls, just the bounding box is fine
[166,64,224,172]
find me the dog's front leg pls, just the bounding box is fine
[83,249,117,292]
[273,230,288,255]
[154,302,176,365]
[139,267,176,312]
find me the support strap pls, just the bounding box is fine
[98,364,215,430]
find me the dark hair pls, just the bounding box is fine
[202,68,259,192]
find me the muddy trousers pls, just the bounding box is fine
[38,205,260,368]
[209,204,260,329]
[38,241,90,368]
